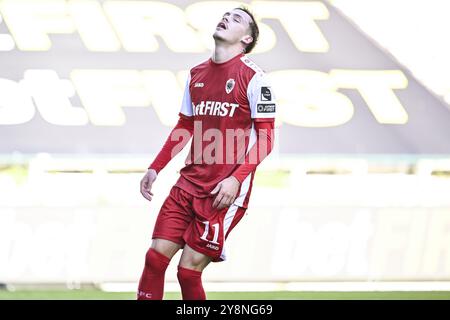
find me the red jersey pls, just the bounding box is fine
[150,53,276,208]
[174,53,276,208]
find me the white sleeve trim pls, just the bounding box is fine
[179,72,193,116]
[247,72,276,119]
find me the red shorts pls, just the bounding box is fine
[152,186,246,262]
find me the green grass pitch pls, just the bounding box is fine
[1,290,450,300]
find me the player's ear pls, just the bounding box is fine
[241,35,253,46]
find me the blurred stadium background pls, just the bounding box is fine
[1,0,450,299]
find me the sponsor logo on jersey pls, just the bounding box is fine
[257,103,276,113]
[194,82,204,87]
[261,86,272,101]
[193,101,239,117]
[225,78,235,94]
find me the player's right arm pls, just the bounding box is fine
[140,73,194,202]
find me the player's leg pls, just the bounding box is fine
[137,187,194,300]
[151,238,182,257]
[137,239,182,300]
[176,203,247,300]
[177,244,211,300]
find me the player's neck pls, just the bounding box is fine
[211,44,244,64]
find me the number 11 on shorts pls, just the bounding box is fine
[200,221,220,244]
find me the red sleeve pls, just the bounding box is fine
[148,113,193,174]
[231,120,275,184]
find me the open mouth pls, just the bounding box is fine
[216,22,227,30]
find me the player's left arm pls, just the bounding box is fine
[211,72,277,209]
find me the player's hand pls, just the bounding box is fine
[140,169,157,202]
[211,176,240,210]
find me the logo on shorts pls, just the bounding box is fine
[194,82,204,88]
[261,86,272,101]
[225,78,235,94]
[206,243,220,251]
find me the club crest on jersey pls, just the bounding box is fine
[225,78,235,94]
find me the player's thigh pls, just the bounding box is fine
[151,238,183,260]
[178,244,211,272]
[152,186,194,255]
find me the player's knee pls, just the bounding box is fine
[151,239,181,258]
[179,247,211,271]
[145,248,170,273]
[181,256,206,271]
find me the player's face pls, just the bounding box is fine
[213,9,253,48]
